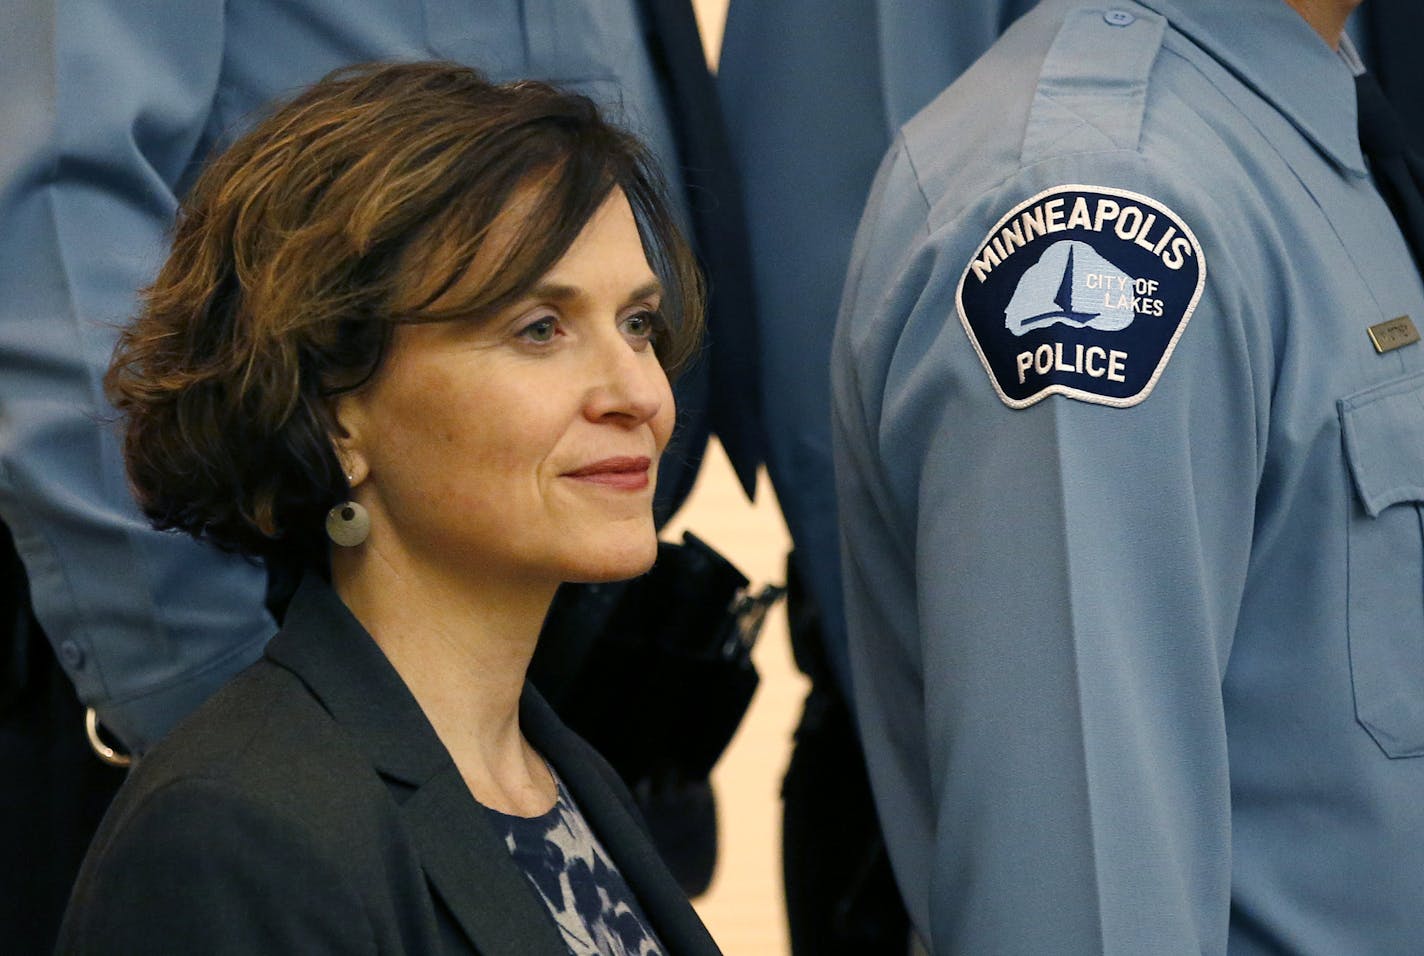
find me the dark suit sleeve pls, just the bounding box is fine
[57,778,378,955]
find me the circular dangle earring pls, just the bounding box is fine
[326,473,370,547]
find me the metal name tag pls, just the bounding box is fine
[1368,315,1420,354]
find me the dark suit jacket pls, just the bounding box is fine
[1362,0,1423,132]
[55,577,723,955]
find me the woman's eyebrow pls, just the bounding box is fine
[525,279,663,304]
[627,280,663,303]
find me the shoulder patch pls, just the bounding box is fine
[955,184,1205,409]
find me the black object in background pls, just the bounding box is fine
[531,533,777,895]
[1,523,126,956]
[780,552,910,956]
[1362,0,1424,135]
[1357,71,1424,274]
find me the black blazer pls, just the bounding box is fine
[56,577,724,955]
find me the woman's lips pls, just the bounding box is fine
[562,456,652,490]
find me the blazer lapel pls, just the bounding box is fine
[523,692,723,956]
[400,763,569,955]
[264,577,569,955]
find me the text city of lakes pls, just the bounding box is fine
[971,193,1198,386]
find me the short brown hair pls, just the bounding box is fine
[106,61,703,560]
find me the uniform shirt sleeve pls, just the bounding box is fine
[833,134,1269,952]
[0,0,272,753]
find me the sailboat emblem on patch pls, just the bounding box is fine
[956,184,1206,409]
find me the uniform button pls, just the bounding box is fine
[1104,9,1136,26]
[59,639,85,668]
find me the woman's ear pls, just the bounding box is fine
[330,393,371,488]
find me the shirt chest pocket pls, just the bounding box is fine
[1340,369,1424,758]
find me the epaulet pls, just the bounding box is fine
[1021,3,1166,163]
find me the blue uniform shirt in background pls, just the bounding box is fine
[0,0,691,754]
[719,0,1038,697]
[832,0,1424,952]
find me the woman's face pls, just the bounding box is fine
[335,188,675,591]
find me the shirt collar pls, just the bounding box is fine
[1134,0,1366,176]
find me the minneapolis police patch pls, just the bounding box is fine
[956,184,1206,409]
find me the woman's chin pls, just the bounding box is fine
[563,538,661,584]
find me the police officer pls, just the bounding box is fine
[0,2,758,950]
[833,0,1424,951]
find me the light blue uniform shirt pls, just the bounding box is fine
[0,0,687,753]
[833,0,1424,952]
[719,0,1038,695]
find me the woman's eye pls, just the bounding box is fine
[622,310,661,346]
[518,317,558,344]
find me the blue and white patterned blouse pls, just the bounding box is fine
[485,773,666,956]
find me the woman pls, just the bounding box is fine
[58,62,722,956]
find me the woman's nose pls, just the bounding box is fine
[582,336,668,427]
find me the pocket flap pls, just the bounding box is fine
[1339,371,1424,517]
